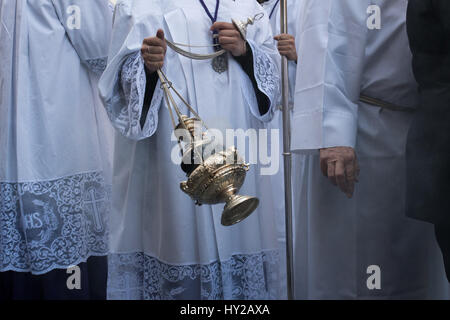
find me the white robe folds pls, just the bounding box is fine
[99,0,281,300]
[0,1,114,275]
[292,0,450,299]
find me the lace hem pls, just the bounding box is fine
[107,250,281,300]
[0,172,109,275]
[106,52,162,140]
[247,40,280,119]
[86,57,108,76]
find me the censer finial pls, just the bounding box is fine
[232,13,265,41]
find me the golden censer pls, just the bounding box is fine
[156,69,259,226]
[156,14,264,226]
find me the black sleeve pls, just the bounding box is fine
[234,43,271,116]
[140,68,159,129]
[407,0,450,88]
[433,0,450,34]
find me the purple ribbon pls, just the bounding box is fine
[198,0,221,48]
[198,0,220,23]
[269,0,280,19]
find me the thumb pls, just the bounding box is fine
[156,29,165,40]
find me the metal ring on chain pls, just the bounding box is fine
[159,79,173,90]
[253,12,265,21]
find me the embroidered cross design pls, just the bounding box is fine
[85,187,105,233]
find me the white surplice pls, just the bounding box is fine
[291,0,450,299]
[0,0,114,275]
[99,0,282,300]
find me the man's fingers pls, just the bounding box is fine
[277,45,294,51]
[143,61,163,73]
[277,40,295,47]
[345,160,355,183]
[211,22,235,32]
[273,35,283,41]
[335,160,348,194]
[142,56,164,65]
[151,61,164,69]
[142,53,165,62]
[320,156,328,177]
[156,29,165,40]
[327,161,337,186]
[344,159,357,198]
[143,37,165,48]
[278,46,294,54]
[143,36,164,46]
[218,29,240,38]
[144,45,165,54]
[278,49,293,55]
[218,36,237,46]
[274,33,293,41]
[320,147,358,198]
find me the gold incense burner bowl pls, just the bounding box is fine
[180,145,259,226]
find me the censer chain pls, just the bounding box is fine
[166,39,226,61]
[157,69,208,130]
[156,69,205,163]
